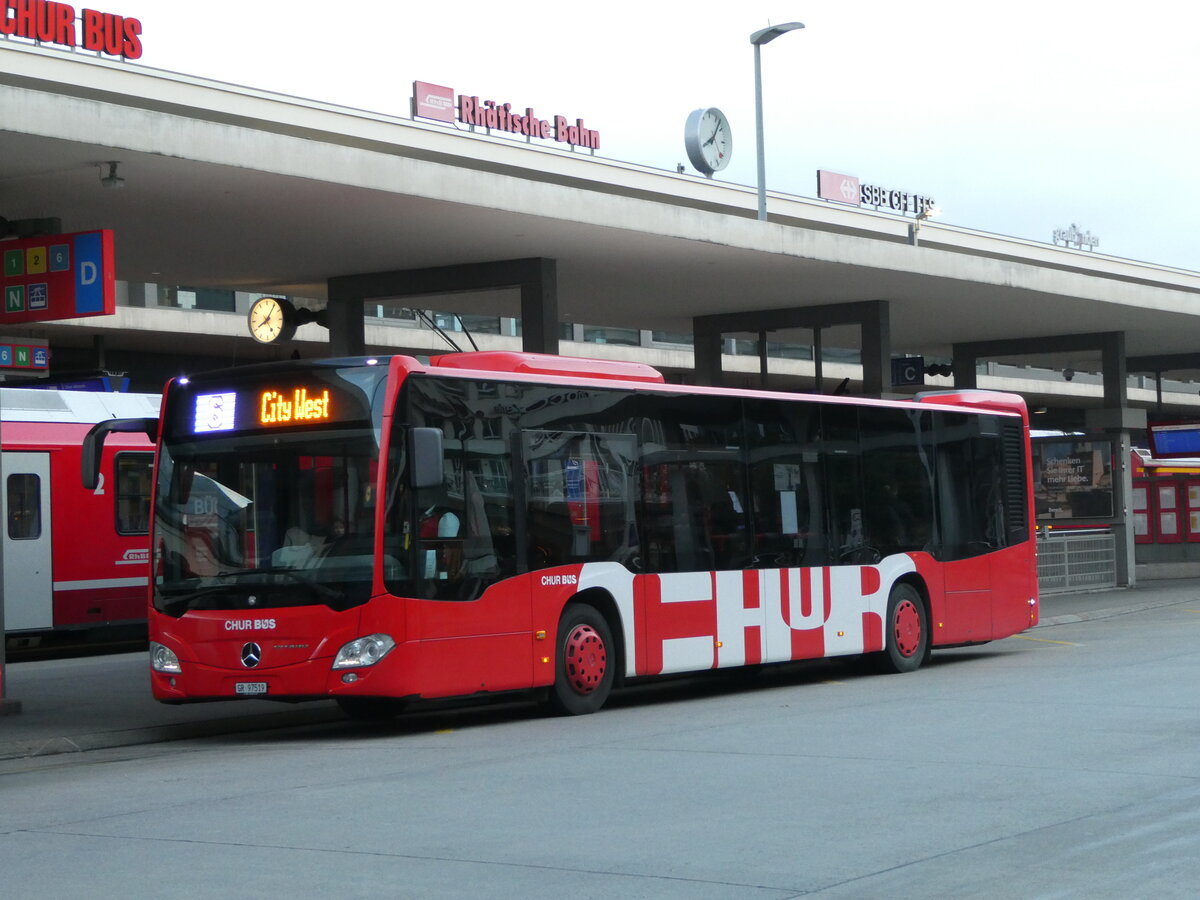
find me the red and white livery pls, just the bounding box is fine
[86,353,1039,717]
[3,388,157,637]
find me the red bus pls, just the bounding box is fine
[84,352,1038,716]
[3,388,157,643]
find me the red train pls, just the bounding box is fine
[2,388,158,646]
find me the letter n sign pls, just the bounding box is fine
[0,229,116,324]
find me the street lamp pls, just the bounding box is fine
[752,22,804,222]
[909,204,941,246]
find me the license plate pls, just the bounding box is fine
[235,682,268,696]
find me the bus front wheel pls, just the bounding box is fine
[547,604,614,716]
[875,582,929,674]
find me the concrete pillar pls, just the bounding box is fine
[692,299,891,395]
[326,296,365,356]
[693,329,723,387]
[327,257,558,358]
[519,258,558,355]
[859,300,890,398]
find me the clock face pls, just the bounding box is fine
[248,297,295,343]
[699,109,731,171]
[684,107,732,176]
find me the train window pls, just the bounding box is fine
[116,452,154,534]
[7,474,41,540]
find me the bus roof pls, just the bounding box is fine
[428,351,665,384]
[416,353,1027,419]
[169,353,1027,421]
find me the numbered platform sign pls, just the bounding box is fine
[1,229,115,324]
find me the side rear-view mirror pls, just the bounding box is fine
[408,427,444,489]
[82,417,159,490]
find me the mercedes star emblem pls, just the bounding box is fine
[241,642,262,668]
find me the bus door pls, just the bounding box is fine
[934,414,1002,642]
[2,451,52,631]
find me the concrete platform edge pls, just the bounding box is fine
[0,705,343,761]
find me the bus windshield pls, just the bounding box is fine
[151,362,392,616]
[153,427,384,615]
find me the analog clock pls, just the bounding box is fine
[247,296,297,344]
[684,107,732,177]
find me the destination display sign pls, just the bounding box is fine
[258,388,332,426]
[1148,421,1200,459]
[170,370,383,441]
[194,386,336,434]
[1,229,116,324]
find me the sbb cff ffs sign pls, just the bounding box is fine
[1,229,116,324]
[817,169,935,217]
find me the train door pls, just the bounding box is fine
[2,451,52,631]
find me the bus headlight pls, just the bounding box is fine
[150,641,182,674]
[332,634,396,669]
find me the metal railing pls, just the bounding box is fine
[1038,529,1117,593]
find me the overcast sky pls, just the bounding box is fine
[114,0,1200,272]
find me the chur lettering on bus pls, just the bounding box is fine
[576,556,915,678]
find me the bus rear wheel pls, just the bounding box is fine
[874,582,929,674]
[547,605,614,716]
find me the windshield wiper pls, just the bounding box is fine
[220,566,344,601]
[156,584,244,616]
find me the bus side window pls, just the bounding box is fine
[115,452,154,535]
[638,393,747,573]
[745,398,822,568]
[859,408,935,558]
[935,413,1006,559]
[822,405,869,563]
[524,432,638,569]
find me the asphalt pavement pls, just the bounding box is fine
[1,579,1197,761]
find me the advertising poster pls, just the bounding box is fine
[1032,439,1114,520]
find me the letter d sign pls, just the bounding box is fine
[72,231,109,314]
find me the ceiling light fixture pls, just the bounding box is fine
[100,161,125,189]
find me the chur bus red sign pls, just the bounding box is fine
[0,1,143,58]
[413,80,601,150]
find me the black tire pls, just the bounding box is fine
[873,582,929,674]
[546,605,615,716]
[336,696,408,721]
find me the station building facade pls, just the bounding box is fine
[5,33,1200,586]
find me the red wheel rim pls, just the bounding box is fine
[564,623,607,695]
[893,599,922,658]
